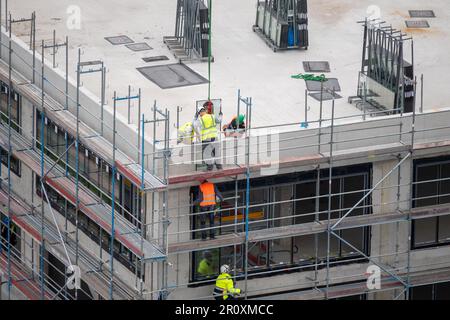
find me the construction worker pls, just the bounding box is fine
[223,114,245,137]
[0,216,17,253]
[177,121,195,144]
[195,179,223,240]
[205,100,214,115]
[213,264,242,300]
[195,103,223,171]
[197,250,215,278]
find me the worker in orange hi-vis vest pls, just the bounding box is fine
[195,180,223,240]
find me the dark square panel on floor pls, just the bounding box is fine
[409,10,435,18]
[405,20,430,28]
[142,56,169,63]
[305,78,341,92]
[126,42,153,51]
[105,35,134,45]
[137,63,208,89]
[309,92,342,102]
[303,61,331,73]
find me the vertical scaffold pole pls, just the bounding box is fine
[325,90,336,299]
[5,25,13,300]
[0,0,2,60]
[163,108,170,299]
[74,48,81,300]
[32,12,36,84]
[244,96,251,299]
[39,40,46,300]
[313,81,324,287]
[235,89,240,166]
[65,36,69,110]
[207,0,212,100]
[110,91,117,300]
[127,85,131,124]
[100,64,106,135]
[52,30,56,68]
[137,88,142,163]
[139,113,145,298]
[405,77,417,300]
[141,114,145,192]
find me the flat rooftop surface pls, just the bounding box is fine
[8,0,450,133]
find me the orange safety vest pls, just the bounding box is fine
[200,182,216,207]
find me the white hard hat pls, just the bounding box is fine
[220,264,230,274]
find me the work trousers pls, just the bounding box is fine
[213,287,236,300]
[200,205,216,239]
[201,138,222,170]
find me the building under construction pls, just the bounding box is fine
[1,0,450,300]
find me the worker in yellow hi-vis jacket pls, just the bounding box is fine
[213,265,242,300]
[194,105,223,171]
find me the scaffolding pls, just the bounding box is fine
[2,6,450,302]
[0,11,170,300]
[148,71,450,300]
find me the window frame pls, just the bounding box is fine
[190,164,372,284]
[412,157,450,249]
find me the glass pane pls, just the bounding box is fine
[292,234,316,265]
[342,174,367,217]
[438,215,450,243]
[317,233,340,259]
[217,190,244,235]
[123,179,133,216]
[319,178,340,221]
[195,249,217,280]
[410,285,433,300]
[440,164,450,204]
[413,218,437,246]
[341,227,365,256]
[87,154,100,187]
[269,238,292,266]
[435,282,450,300]
[78,145,86,173]
[294,181,316,224]
[101,161,112,194]
[415,164,439,207]
[220,245,243,273]
[247,188,269,231]
[247,241,268,270]
[273,185,293,228]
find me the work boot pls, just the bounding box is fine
[215,163,223,170]
[207,165,213,171]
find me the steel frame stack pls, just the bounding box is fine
[163,0,212,62]
[357,19,414,114]
[253,0,309,52]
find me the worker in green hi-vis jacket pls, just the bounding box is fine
[197,250,215,278]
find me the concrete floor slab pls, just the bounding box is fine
[8,0,450,135]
